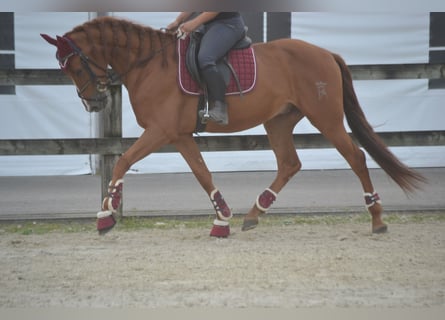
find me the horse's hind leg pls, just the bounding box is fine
[242,109,303,231]
[321,125,387,233]
[174,134,232,238]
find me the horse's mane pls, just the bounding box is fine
[65,16,176,67]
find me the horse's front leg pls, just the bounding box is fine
[174,134,232,238]
[97,126,171,234]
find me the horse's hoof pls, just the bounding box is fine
[97,211,116,235]
[210,219,230,238]
[372,224,388,234]
[98,224,115,236]
[242,218,258,231]
[210,224,230,238]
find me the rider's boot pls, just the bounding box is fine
[199,66,229,125]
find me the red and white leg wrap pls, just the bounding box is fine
[96,210,116,232]
[210,189,232,221]
[364,191,382,210]
[256,188,278,213]
[102,179,124,212]
[210,219,230,238]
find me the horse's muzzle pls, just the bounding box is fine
[79,90,111,112]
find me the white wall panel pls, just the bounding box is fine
[0,13,91,176]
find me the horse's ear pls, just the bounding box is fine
[40,33,58,46]
[55,35,74,57]
[56,35,68,45]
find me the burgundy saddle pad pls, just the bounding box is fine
[177,37,257,96]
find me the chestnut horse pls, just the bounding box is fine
[41,16,425,236]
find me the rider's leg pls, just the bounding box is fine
[197,17,245,125]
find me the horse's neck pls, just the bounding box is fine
[102,26,175,80]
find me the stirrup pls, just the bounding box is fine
[208,101,229,125]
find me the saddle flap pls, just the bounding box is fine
[185,31,204,86]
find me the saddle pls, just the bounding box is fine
[185,27,253,94]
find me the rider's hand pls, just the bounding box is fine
[166,20,180,31]
[179,19,201,33]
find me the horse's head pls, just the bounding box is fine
[40,33,111,112]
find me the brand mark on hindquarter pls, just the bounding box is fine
[316,81,327,100]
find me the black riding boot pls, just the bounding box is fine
[200,66,229,125]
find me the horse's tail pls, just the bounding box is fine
[332,53,426,194]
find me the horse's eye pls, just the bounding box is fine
[75,69,83,77]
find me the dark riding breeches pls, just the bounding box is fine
[197,16,246,70]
